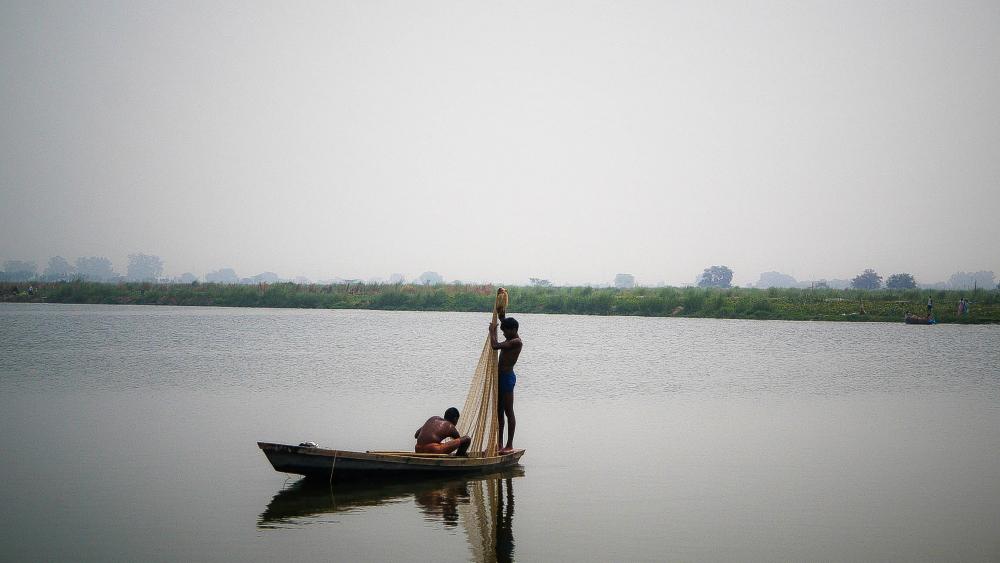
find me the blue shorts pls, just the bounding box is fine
[499,371,516,394]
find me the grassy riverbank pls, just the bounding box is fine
[2,281,998,323]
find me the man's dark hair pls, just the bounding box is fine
[444,407,460,423]
[500,317,518,331]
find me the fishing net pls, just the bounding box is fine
[459,477,500,560]
[456,288,508,456]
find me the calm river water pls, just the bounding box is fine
[1,303,998,561]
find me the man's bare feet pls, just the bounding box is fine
[498,446,514,455]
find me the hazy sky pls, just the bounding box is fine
[2,1,998,286]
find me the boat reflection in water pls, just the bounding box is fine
[259,467,522,562]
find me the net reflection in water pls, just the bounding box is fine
[258,468,521,562]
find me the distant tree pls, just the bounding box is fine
[813,280,830,289]
[42,256,75,281]
[698,265,733,288]
[947,271,996,290]
[417,271,444,285]
[205,268,239,283]
[851,268,882,290]
[250,272,280,283]
[126,253,164,282]
[529,278,553,287]
[2,260,38,281]
[388,273,406,284]
[75,257,117,282]
[613,274,636,289]
[886,273,917,289]
[756,271,797,288]
[176,272,197,284]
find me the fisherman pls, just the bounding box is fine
[927,296,934,316]
[414,407,471,455]
[491,294,523,454]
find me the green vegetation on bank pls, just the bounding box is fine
[2,281,998,323]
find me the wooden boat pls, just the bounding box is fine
[904,315,935,325]
[258,442,525,481]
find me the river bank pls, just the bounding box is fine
[2,281,997,323]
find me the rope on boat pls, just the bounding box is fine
[328,451,337,485]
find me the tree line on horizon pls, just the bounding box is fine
[718,266,996,292]
[4,279,998,323]
[0,255,447,286]
[1,255,163,283]
[2,255,997,291]
[613,265,997,292]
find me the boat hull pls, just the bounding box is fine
[258,442,525,481]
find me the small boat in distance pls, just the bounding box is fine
[258,442,525,482]
[904,314,935,325]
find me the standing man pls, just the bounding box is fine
[490,297,523,454]
[927,296,934,317]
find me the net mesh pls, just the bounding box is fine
[456,288,508,457]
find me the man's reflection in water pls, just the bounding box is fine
[414,480,469,528]
[259,469,520,562]
[494,476,515,563]
[413,474,517,561]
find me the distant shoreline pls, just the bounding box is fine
[2,281,997,324]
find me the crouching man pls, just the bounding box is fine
[414,407,471,455]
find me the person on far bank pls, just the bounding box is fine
[491,295,523,455]
[927,296,934,317]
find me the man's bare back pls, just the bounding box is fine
[414,416,458,446]
[414,408,470,455]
